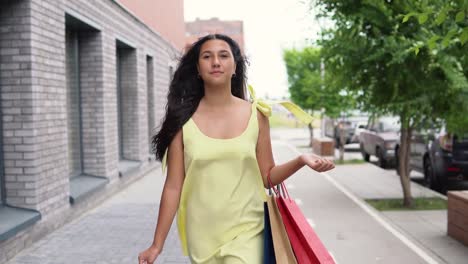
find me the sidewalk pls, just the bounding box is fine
[5,127,467,263]
[271,141,429,263]
[5,163,190,263]
[277,127,468,264]
[324,163,468,264]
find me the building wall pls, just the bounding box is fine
[185,18,245,54]
[0,0,178,261]
[0,0,38,211]
[117,0,186,51]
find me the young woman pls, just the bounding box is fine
[138,34,335,264]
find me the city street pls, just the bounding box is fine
[2,0,467,262]
[5,127,467,263]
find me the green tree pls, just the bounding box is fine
[402,0,467,51]
[314,0,468,206]
[283,47,356,159]
[402,0,468,132]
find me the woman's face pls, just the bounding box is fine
[197,39,236,86]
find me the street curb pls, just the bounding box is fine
[410,181,448,200]
[378,212,447,264]
[280,140,442,264]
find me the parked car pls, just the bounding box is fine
[359,116,400,168]
[351,121,367,143]
[324,116,368,147]
[333,120,355,147]
[398,126,468,192]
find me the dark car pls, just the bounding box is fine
[403,126,468,192]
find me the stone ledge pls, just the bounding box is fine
[69,175,109,205]
[0,205,41,242]
[118,160,142,178]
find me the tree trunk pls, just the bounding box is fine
[339,125,345,161]
[398,117,413,208]
[308,123,314,147]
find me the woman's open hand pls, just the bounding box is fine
[138,245,160,264]
[300,153,335,172]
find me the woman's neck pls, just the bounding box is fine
[201,83,235,108]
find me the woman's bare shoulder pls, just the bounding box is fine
[230,97,253,115]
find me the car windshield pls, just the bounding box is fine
[379,119,399,132]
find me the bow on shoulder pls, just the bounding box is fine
[247,84,313,124]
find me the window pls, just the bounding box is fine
[0,65,3,204]
[65,29,83,178]
[147,56,155,155]
[66,14,109,203]
[65,14,101,178]
[169,66,174,81]
[116,40,137,161]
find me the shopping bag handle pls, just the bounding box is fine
[267,173,291,199]
[267,172,279,196]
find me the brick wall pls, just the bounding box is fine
[185,18,245,54]
[118,0,186,50]
[0,0,180,261]
[0,0,37,210]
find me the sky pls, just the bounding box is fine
[184,0,328,99]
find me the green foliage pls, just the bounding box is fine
[283,47,322,110]
[283,47,356,118]
[402,0,468,47]
[314,0,468,135]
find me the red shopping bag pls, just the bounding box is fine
[268,175,335,264]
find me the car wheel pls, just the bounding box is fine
[424,157,441,192]
[377,148,387,168]
[360,144,370,162]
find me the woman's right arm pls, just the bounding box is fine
[148,128,185,254]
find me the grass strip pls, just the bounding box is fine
[366,197,447,211]
[334,159,366,165]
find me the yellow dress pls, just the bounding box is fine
[160,85,313,264]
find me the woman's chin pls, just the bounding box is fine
[204,77,230,86]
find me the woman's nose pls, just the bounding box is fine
[212,56,220,67]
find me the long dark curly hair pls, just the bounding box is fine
[152,34,249,163]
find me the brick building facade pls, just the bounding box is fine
[0,0,183,262]
[118,0,186,50]
[185,18,245,54]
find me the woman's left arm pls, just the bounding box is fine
[255,109,335,188]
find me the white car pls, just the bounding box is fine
[351,121,367,143]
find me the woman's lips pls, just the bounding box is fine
[210,71,223,76]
